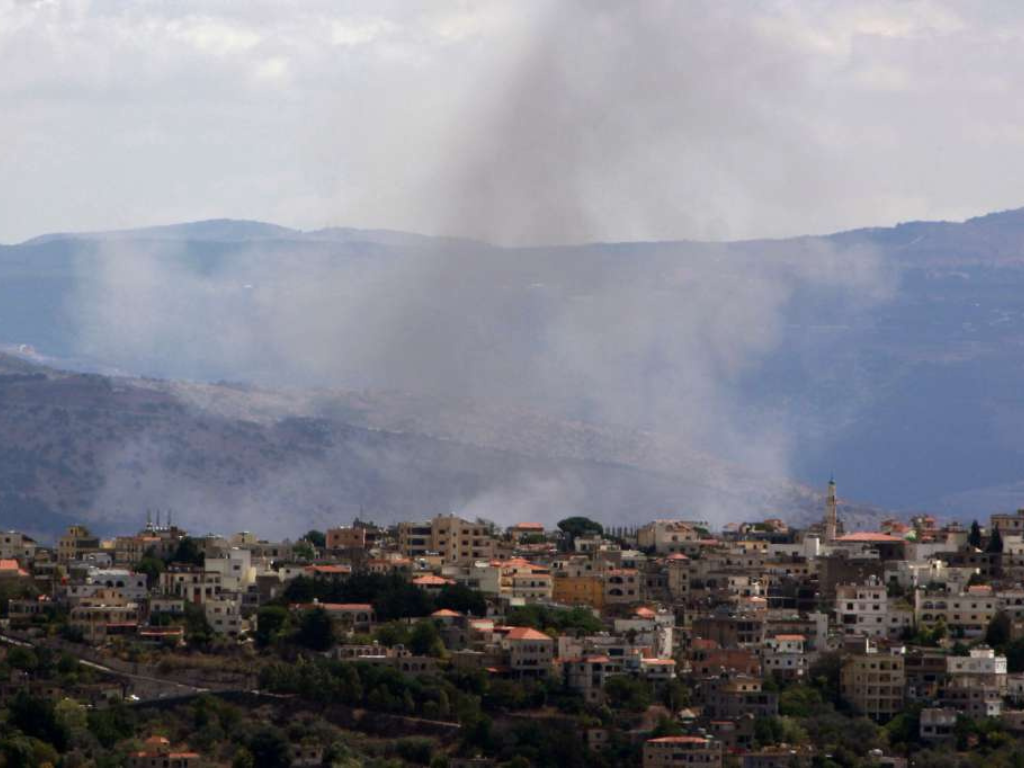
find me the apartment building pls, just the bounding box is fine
[947,646,1008,692]
[915,589,998,639]
[398,515,497,564]
[990,509,1024,535]
[643,736,722,768]
[604,568,642,605]
[161,566,224,604]
[762,634,807,680]
[840,649,905,721]
[204,596,244,636]
[835,579,912,639]
[501,627,554,678]
[637,520,702,554]
[57,525,102,563]
[0,531,37,563]
[69,589,140,643]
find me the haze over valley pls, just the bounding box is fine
[3,210,1024,536]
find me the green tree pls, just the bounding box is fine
[968,520,983,548]
[254,606,290,648]
[296,607,334,651]
[988,527,1005,554]
[1005,638,1024,672]
[136,555,165,588]
[248,726,291,768]
[436,584,487,616]
[779,685,825,718]
[170,536,205,567]
[8,691,69,752]
[557,516,604,547]
[183,602,213,646]
[374,621,412,648]
[410,620,445,657]
[986,610,1012,648]
[304,530,326,548]
[604,676,652,711]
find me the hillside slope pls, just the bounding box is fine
[0,354,879,540]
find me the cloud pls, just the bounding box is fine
[4,1,1024,242]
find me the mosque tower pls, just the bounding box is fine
[824,476,839,542]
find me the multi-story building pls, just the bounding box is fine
[69,589,140,643]
[840,649,905,721]
[990,509,1024,536]
[501,627,554,678]
[643,736,722,768]
[67,569,148,602]
[57,525,102,564]
[161,566,223,605]
[204,596,244,636]
[919,708,957,742]
[563,654,623,704]
[442,561,502,595]
[0,531,37,563]
[637,520,703,554]
[699,675,778,719]
[835,579,912,639]
[398,515,497,564]
[204,548,255,592]
[915,588,998,639]
[604,568,642,605]
[947,646,1007,692]
[762,634,807,680]
[499,558,552,601]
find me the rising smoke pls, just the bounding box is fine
[69,2,896,534]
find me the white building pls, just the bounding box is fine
[204,595,245,636]
[835,579,912,639]
[205,548,255,592]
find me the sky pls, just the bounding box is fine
[3,0,1024,245]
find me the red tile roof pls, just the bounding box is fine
[505,627,552,642]
[836,531,904,543]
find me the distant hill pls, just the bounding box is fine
[3,210,1024,524]
[0,353,881,541]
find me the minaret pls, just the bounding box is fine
[824,475,838,543]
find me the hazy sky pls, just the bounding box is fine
[3,0,1024,245]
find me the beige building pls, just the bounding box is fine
[991,509,1024,535]
[57,525,102,564]
[69,589,139,643]
[204,596,245,636]
[915,589,998,639]
[643,736,723,768]
[398,515,498,564]
[0,531,37,563]
[840,650,905,721]
[161,566,224,604]
[637,520,702,554]
[604,568,642,605]
[501,627,554,678]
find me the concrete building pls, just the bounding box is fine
[835,579,912,639]
[919,708,956,742]
[840,649,905,721]
[501,626,554,678]
[643,736,722,768]
[398,515,498,564]
[637,520,702,554]
[915,589,998,639]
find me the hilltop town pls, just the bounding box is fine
[0,483,1021,766]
